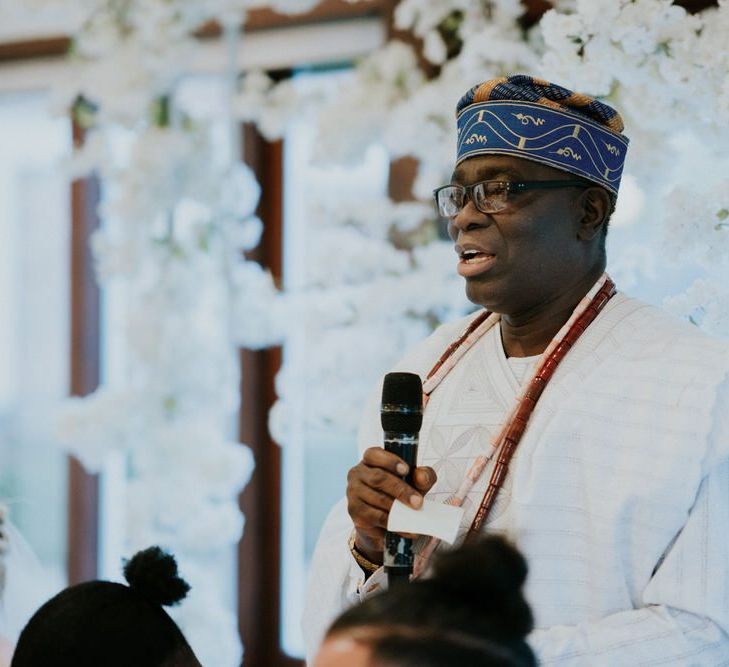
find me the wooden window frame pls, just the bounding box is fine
[238,124,297,667]
[68,123,101,584]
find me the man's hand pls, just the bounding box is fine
[346,446,437,565]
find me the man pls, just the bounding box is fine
[304,75,729,665]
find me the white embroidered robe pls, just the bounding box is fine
[303,293,729,666]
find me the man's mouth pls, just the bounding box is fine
[459,249,495,264]
[456,245,497,278]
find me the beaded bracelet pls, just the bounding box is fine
[347,531,381,575]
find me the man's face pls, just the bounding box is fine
[446,154,589,317]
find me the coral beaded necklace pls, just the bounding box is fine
[413,274,616,575]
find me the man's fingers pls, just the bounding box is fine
[351,503,389,532]
[361,466,422,508]
[413,466,437,493]
[362,446,410,476]
[351,481,395,513]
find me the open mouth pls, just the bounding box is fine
[459,249,495,264]
[456,247,497,278]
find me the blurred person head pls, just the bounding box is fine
[11,546,200,667]
[315,536,536,667]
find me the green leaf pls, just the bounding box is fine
[152,95,172,128]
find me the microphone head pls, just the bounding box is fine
[381,372,423,434]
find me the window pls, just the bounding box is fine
[0,91,71,597]
[279,69,390,658]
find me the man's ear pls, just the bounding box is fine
[577,187,611,240]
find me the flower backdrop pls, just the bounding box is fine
[6,0,310,662]
[240,0,729,455]
[2,0,727,664]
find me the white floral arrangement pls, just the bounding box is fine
[2,0,308,664]
[4,0,727,662]
[235,0,729,465]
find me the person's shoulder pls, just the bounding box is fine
[615,292,729,352]
[427,309,486,347]
[605,292,729,402]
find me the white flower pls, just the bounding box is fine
[268,0,321,13]
[230,261,287,348]
[313,42,425,164]
[662,180,729,269]
[610,174,645,229]
[381,73,461,168]
[132,420,254,495]
[423,30,448,65]
[64,130,110,179]
[217,162,261,223]
[234,72,326,141]
[664,278,729,337]
[718,75,729,129]
[56,388,143,471]
[90,225,144,282]
[171,589,242,667]
[394,0,467,35]
[607,244,658,292]
[304,226,411,287]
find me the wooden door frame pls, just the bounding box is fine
[237,122,302,667]
[67,122,101,584]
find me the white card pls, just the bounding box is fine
[387,498,465,545]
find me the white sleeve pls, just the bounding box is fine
[529,374,729,666]
[302,385,387,662]
[302,497,362,662]
[301,371,383,664]
[302,313,481,662]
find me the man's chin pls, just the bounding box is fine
[465,280,500,312]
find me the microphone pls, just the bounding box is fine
[381,372,423,587]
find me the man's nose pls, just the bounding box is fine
[448,200,489,240]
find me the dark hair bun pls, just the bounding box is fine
[433,535,527,598]
[431,535,532,639]
[123,546,190,607]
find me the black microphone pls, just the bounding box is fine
[381,372,423,587]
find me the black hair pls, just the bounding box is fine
[372,632,531,667]
[11,546,200,667]
[327,536,536,667]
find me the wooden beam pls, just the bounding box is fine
[0,0,386,63]
[237,122,301,667]
[0,0,718,65]
[67,122,101,585]
[0,36,70,62]
[214,0,385,35]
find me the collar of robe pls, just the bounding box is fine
[421,273,617,545]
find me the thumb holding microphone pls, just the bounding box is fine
[346,373,437,580]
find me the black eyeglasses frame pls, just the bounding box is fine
[433,179,591,216]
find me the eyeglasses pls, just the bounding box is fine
[433,180,589,217]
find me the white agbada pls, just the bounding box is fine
[303,292,729,665]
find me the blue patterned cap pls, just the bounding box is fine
[456,75,629,195]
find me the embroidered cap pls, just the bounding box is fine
[455,75,629,195]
